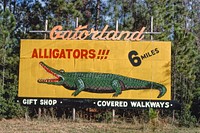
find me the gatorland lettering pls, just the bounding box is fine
[50,25,146,41]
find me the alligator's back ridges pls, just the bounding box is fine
[67,72,148,83]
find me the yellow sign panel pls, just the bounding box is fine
[18,40,171,100]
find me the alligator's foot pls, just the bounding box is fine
[71,91,80,96]
[111,80,123,97]
[112,92,121,97]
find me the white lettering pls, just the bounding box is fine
[96,100,128,107]
[130,101,137,107]
[22,99,37,105]
[40,99,57,106]
[165,102,170,108]
[160,102,165,108]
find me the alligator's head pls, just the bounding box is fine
[37,61,65,85]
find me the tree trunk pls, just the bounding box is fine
[95,0,100,30]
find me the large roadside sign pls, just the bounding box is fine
[18,40,179,109]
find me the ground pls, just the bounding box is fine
[0,118,199,133]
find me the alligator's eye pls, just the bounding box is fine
[59,76,64,81]
[60,69,65,73]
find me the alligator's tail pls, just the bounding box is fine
[150,82,167,98]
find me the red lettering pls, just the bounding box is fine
[81,49,88,59]
[44,49,48,58]
[89,49,96,59]
[31,48,98,59]
[53,49,59,58]
[39,49,43,58]
[32,48,38,58]
[59,49,66,58]
[66,49,73,58]
[49,49,52,58]
[73,49,80,58]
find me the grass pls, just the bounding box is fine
[0,118,199,133]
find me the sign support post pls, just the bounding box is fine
[72,17,79,121]
[112,20,119,122]
[73,108,76,121]
[151,16,153,40]
[38,19,49,119]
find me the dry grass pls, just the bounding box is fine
[0,118,199,133]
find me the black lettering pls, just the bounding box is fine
[128,50,142,67]
[155,48,159,53]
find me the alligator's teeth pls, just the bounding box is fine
[38,78,60,83]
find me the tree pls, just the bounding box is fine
[0,8,24,118]
[171,0,199,126]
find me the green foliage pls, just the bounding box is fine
[44,0,83,29]
[180,103,197,127]
[0,8,25,118]
[148,108,157,120]
[171,0,199,126]
[95,111,112,123]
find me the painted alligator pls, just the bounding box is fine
[37,62,167,98]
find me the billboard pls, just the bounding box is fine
[18,40,173,109]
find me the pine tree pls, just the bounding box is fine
[43,0,83,30]
[0,8,24,118]
[187,0,200,121]
[171,0,198,126]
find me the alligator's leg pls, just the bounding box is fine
[72,78,85,96]
[111,79,124,97]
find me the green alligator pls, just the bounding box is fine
[37,62,167,98]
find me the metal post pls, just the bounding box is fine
[116,20,119,31]
[150,16,153,40]
[76,17,78,28]
[112,109,115,123]
[72,17,79,121]
[38,19,48,119]
[112,20,119,123]
[73,108,76,121]
[44,20,48,39]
